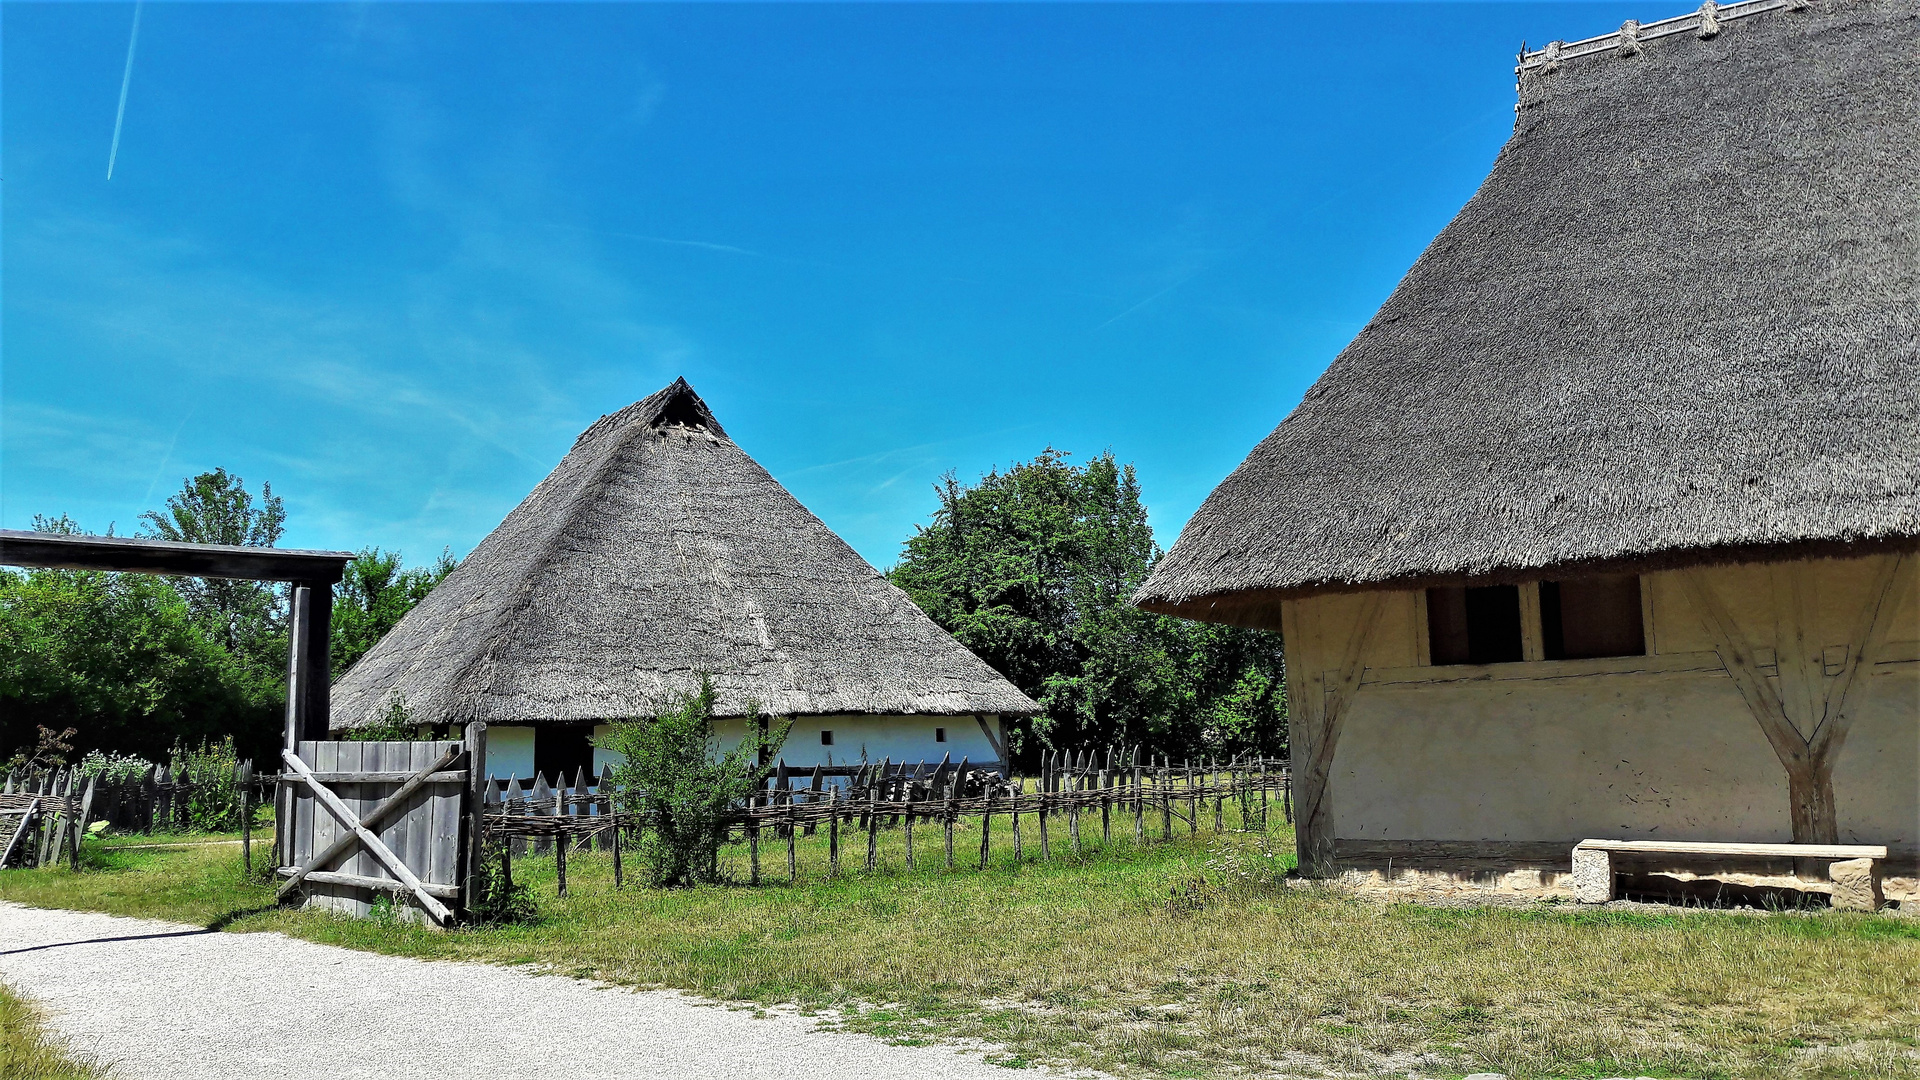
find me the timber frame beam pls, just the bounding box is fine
[1288,592,1386,876]
[1683,553,1912,845]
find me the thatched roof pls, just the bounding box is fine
[1137,0,1918,625]
[331,380,1037,729]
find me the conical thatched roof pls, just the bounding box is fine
[1138,0,1918,625]
[331,380,1037,729]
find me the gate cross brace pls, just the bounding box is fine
[279,748,458,925]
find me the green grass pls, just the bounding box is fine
[3,816,1917,1080]
[0,984,112,1080]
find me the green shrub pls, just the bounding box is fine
[469,834,538,924]
[169,736,241,831]
[597,676,787,887]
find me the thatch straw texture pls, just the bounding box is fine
[331,380,1037,729]
[1137,0,1917,623]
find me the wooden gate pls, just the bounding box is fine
[276,725,486,925]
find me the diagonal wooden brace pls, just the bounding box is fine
[279,749,456,925]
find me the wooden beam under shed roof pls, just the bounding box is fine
[0,530,352,584]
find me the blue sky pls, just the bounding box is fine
[4,1,1636,570]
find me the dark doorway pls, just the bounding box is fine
[534,725,596,782]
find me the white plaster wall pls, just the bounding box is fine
[589,714,1000,774]
[1329,676,1793,842]
[1296,552,1918,848]
[1832,668,1920,849]
[484,725,536,780]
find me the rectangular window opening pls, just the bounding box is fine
[820,730,834,746]
[935,727,947,743]
[1542,575,1645,660]
[1427,585,1524,665]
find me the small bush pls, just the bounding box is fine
[597,676,787,887]
[468,834,538,924]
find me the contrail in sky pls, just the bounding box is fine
[107,1,144,180]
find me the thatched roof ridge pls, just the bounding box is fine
[331,379,1038,728]
[1136,0,1918,624]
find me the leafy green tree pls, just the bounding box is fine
[888,449,1286,764]
[597,677,788,887]
[331,548,458,675]
[0,562,279,764]
[139,468,288,664]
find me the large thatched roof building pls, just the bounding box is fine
[333,379,1036,778]
[1137,0,1916,904]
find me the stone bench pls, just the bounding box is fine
[1571,839,1889,910]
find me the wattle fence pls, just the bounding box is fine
[480,748,1292,894]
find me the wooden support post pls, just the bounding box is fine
[828,786,841,877]
[1038,789,1051,859]
[613,812,625,889]
[1099,770,1111,844]
[804,766,823,837]
[555,823,568,898]
[943,778,956,870]
[463,724,487,915]
[1068,788,1081,857]
[905,792,916,870]
[1121,760,1136,837]
[979,789,993,869]
[1160,765,1172,841]
[866,789,879,872]
[786,797,798,883]
[1011,780,1023,861]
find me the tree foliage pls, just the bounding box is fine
[139,468,289,663]
[597,678,788,887]
[888,449,1286,765]
[331,548,458,676]
[1,478,451,767]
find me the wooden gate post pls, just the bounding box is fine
[462,724,487,917]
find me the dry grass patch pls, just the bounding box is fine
[3,825,1916,1079]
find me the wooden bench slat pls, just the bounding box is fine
[1576,839,1886,859]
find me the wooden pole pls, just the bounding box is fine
[613,813,625,889]
[828,786,841,877]
[1069,786,1081,857]
[787,794,798,883]
[978,789,992,870]
[866,788,879,872]
[1099,769,1111,845]
[905,790,916,870]
[555,823,568,897]
[1133,764,1145,842]
[943,777,956,870]
[463,723,487,916]
[1038,788,1051,860]
[1011,778,1023,861]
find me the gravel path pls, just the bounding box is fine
[0,901,1065,1079]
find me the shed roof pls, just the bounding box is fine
[331,380,1037,728]
[1136,0,1918,625]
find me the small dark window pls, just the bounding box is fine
[935,727,946,743]
[1427,585,1524,665]
[820,730,834,746]
[1542,575,1644,660]
[534,725,595,783]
